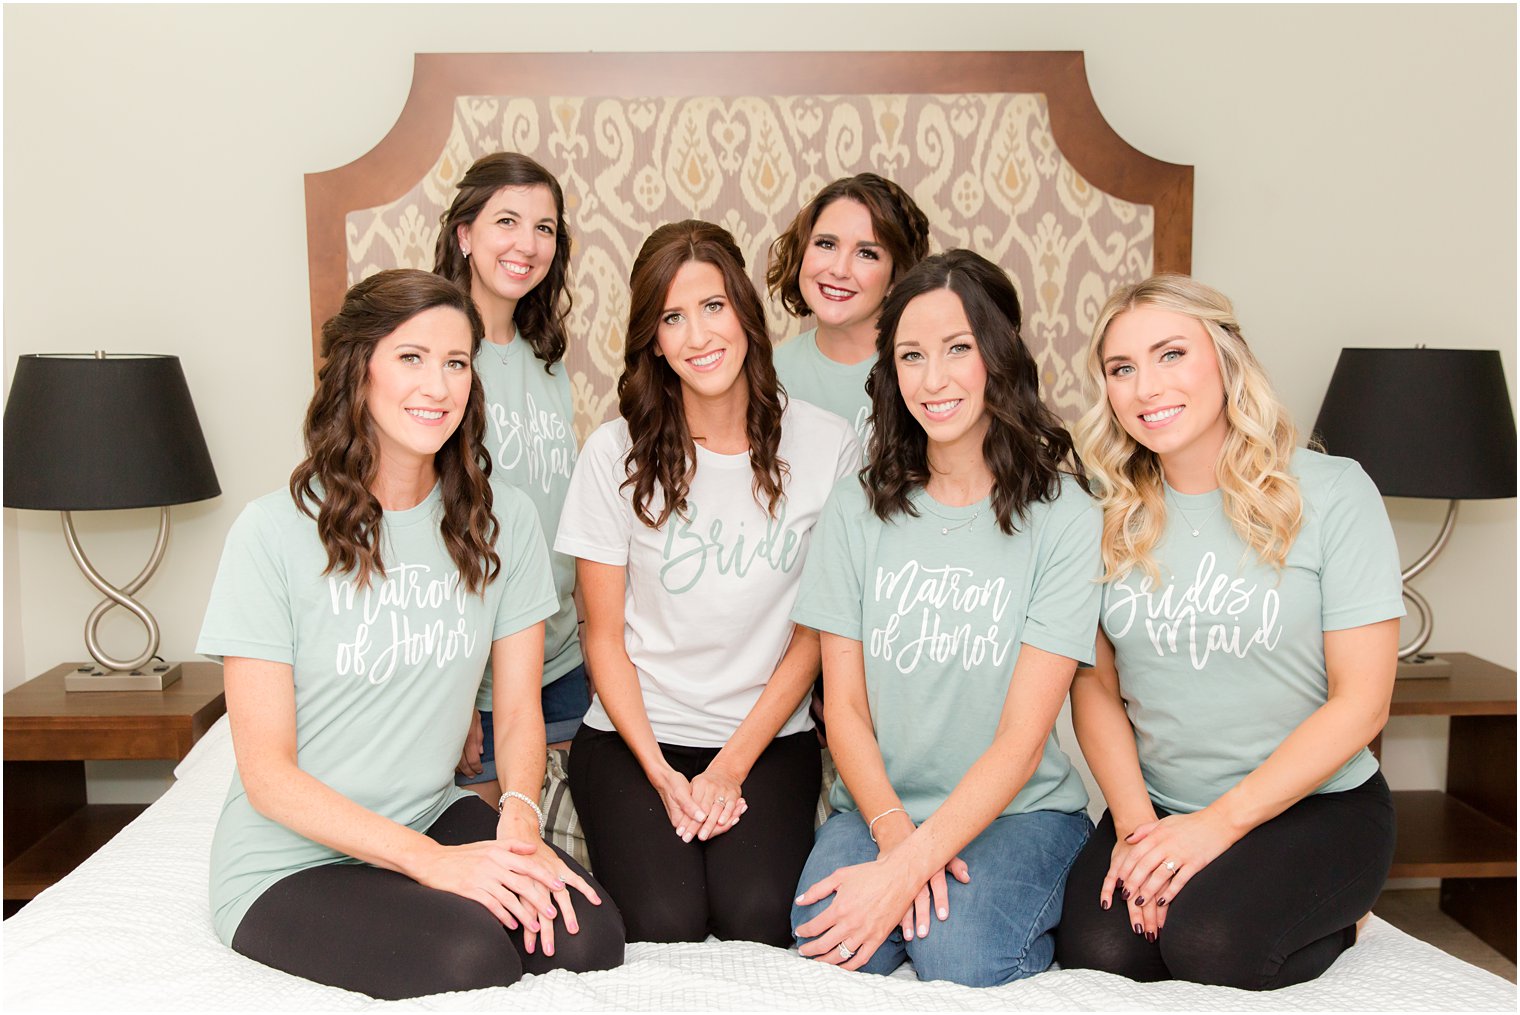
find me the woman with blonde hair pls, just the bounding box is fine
[1054,274,1401,989]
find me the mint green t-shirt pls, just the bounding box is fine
[773,328,873,445]
[197,482,557,943]
[792,475,1101,822]
[476,332,583,692]
[1101,450,1406,815]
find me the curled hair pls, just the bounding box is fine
[618,220,788,528]
[766,173,931,317]
[432,152,572,371]
[1072,273,1304,582]
[290,269,500,594]
[864,249,1084,534]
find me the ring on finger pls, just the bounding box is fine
[837,942,856,961]
[716,795,727,805]
[1162,859,1178,873]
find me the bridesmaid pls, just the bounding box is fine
[1055,274,1401,989]
[767,173,930,442]
[434,152,589,802]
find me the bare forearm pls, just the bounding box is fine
[711,626,819,781]
[1210,695,1385,835]
[243,764,437,878]
[1070,680,1157,834]
[824,693,909,842]
[493,700,548,837]
[584,634,669,779]
[889,721,1047,884]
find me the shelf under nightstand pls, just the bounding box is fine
[3,661,225,916]
[1376,652,1516,961]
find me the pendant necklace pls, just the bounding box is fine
[938,509,981,536]
[485,338,513,366]
[1166,487,1219,537]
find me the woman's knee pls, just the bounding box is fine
[1157,915,1275,989]
[538,902,627,973]
[711,888,793,947]
[430,927,525,994]
[622,896,710,944]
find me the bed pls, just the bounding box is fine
[6,51,1513,1010]
[5,714,1513,1011]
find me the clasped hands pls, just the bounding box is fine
[1101,806,1238,941]
[794,813,970,970]
[650,761,748,842]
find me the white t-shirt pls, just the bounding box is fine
[556,399,861,748]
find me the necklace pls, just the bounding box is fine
[485,338,513,366]
[938,509,981,536]
[1166,487,1219,537]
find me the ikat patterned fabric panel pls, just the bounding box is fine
[346,94,1156,437]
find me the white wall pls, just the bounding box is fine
[5,5,1514,806]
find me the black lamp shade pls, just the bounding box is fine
[4,353,221,511]
[1313,348,1516,500]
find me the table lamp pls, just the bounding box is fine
[4,352,221,691]
[1313,347,1516,678]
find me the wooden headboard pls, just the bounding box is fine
[305,51,1192,433]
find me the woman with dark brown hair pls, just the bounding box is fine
[198,269,623,999]
[433,152,589,804]
[767,173,931,441]
[557,221,860,945]
[789,250,1099,986]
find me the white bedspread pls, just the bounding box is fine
[5,717,1514,1011]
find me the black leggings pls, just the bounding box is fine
[569,724,821,946]
[1055,770,1394,990]
[231,797,625,1000]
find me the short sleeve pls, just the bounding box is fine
[1317,462,1407,631]
[491,484,559,642]
[196,500,294,665]
[555,422,634,566]
[1021,483,1104,665]
[834,426,863,481]
[790,479,867,641]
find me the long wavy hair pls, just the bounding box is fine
[864,249,1083,534]
[432,151,571,371]
[766,173,931,317]
[290,269,499,593]
[1072,274,1304,582]
[618,220,788,529]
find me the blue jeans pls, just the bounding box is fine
[792,808,1092,987]
[456,664,590,787]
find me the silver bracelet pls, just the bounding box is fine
[498,790,546,838]
[868,807,907,844]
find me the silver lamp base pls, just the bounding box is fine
[64,661,184,692]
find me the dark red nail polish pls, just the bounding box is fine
[1115,878,1125,889]
[1133,922,1142,934]
[1101,899,1110,910]
[1157,897,1167,908]
[1134,896,1145,906]
[1146,931,1156,943]
[1120,888,1131,900]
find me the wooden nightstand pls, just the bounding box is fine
[1375,652,1516,960]
[3,660,225,915]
